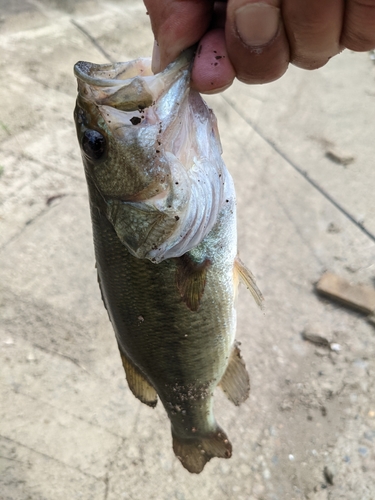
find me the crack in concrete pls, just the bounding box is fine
[222,94,375,245]
[70,18,114,63]
[2,385,125,442]
[0,205,51,251]
[33,342,90,373]
[0,196,64,252]
[269,182,325,268]
[0,434,102,480]
[0,191,85,252]
[0,455,26,465]
[20,152,86,183]
[102,437,127,500]
[103,472,110,500]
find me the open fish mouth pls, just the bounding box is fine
[74,49,194,112]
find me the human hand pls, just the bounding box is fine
[144,0,375,93]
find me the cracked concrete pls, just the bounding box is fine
[1,1,375,499]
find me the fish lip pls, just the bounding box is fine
[74,48,195,88]
[74,59,151,88]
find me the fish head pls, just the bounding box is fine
[74,54,193,203]
[74,51,233,262]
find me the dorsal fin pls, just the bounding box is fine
[176,254,211,312]
[234,256,264,308]
[219,342,250,406]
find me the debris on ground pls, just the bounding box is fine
[302,329,341,352]
[323,465,334,485]
[325,147,355,166]
[316,272,375,320]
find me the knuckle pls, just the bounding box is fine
[292,55,330,71]
[343,0,375,50]
[351,0,375,7]
[343,30,375,51]
[237,60,288,84]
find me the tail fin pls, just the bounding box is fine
[172,427,232,474]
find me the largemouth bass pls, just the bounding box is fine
[74,51,262,474]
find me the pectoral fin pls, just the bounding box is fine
[234,256,264,308]
[176,254,211,312]
[107,199,174,259]
[119,349,158,408]
[219,343,250,406]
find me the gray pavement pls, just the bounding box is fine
[1,1,375,499]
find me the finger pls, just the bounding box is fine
[225,0,290,84]
[211,1,227,29]
[341,0,375,51]
[144,0,214,71]
[191,28,236,93]
[282,0,344,70]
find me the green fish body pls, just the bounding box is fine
[74,52,262,473]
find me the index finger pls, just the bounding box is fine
[144,0,215,71]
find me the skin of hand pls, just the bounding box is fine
[144,0,375,93]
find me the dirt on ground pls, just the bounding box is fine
[0,1,375,499]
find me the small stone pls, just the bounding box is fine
[330,343,341,352]
[367,313,375,326]
[325,147,354,166]
[323,465,334,485]
[308,490,328,500]
[358,446,368,456]
[280,399,293,411]
[252,483,265,496]
[262,468,271,480]
[327,222,341,234]
[364,430,375,441]
[269,426,277,436]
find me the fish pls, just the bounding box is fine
[73,50,263,474]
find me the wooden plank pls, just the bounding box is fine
[316,272,375,315]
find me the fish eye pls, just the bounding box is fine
[82,130,106,160]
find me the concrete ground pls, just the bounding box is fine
[1,1,375,499]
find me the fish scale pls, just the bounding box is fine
[92,195,235,384]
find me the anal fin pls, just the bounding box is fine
[119,349,158,408]
[219,342,250,406]
[172,427,232,474]
[176,254,211,312]
[235,256,264,308]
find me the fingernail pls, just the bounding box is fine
[235,3,280,47]
[151,40,161,74]
[202,82,233,95]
